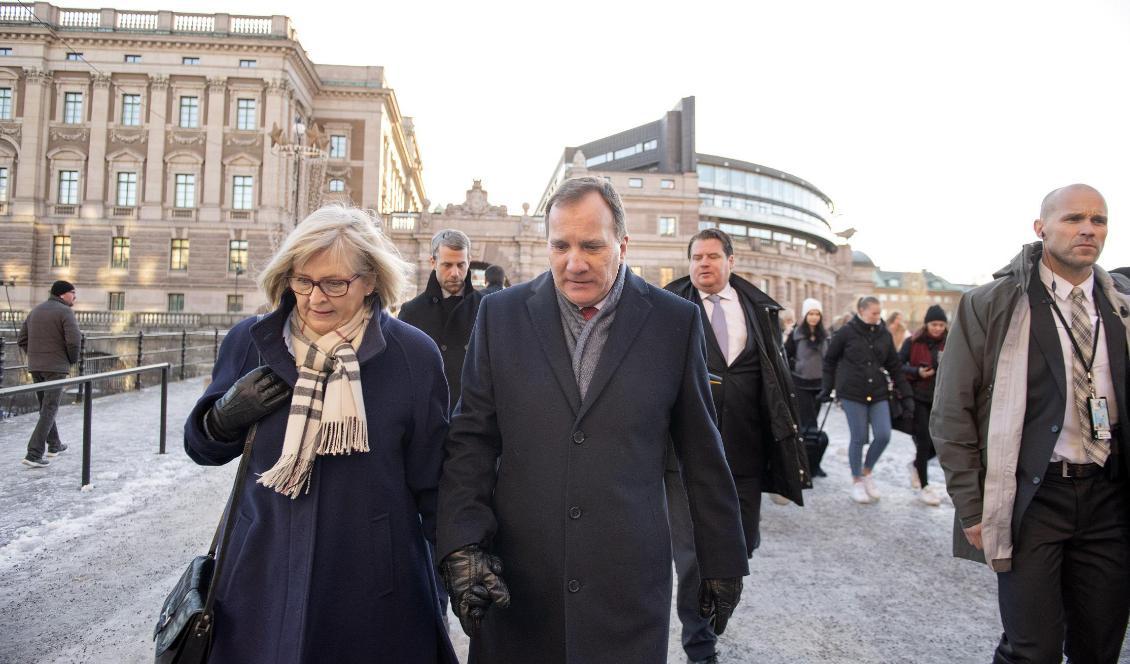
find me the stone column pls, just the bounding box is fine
[14,69,51,215]
[142,75,168,220]
[260,79,289,225]
[84,74,111,218]
[201,77,226,221]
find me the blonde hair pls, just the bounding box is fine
[258,205,411,309]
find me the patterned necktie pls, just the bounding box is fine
[706,294,729,362]
[1069,287,1108,465]
[580,306,598,322]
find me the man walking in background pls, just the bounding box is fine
[665,228,809,663]
[480,264,506,295]
[399,229,483,414]
[933,184,1130,662]
[17,280,81,468]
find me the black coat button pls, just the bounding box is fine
[572,431,585,444]
[569,506,582,519]
[440,344,448,351]
[1033,476,1041,485]
[1051,424,1060,433]
[567,579,581,593]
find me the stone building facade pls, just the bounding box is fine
[836,250,972,327]
[0,4,424,316]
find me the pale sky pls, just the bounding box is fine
[72,0,1130,284]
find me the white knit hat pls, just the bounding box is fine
[801,298,823,316]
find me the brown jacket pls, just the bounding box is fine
[17,296,81,373]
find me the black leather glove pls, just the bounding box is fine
[440,544,511,637]
[815,389,833,404]
[204,366,291,442]
[699,577,743,636]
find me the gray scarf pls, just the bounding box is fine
[556,264,628,400]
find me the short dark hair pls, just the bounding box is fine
[687,228,734,259]
[544,176,626,240]
[484,264,505,285]
[430,229,471,259]
[857,296,880,312]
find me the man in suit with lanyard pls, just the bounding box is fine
[665,228,809,664]
[933,184,1130,662]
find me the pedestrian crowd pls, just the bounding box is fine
[12,177,1129,663]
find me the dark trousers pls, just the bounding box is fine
[911,400,937,487]
[795,385,820,433]
[994,470,1130,664]
[26,371,66,460]
[666,468,759,660]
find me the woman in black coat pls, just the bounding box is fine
[784,297,829,476]
[899,304,948,506]
[184,206,457,664]
[820,296,910,505]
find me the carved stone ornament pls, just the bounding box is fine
[0,122,21,142]
[224,133,261,147]
[326,165,350,177]
[266,78,291,94]
[148,75,169,89]
[93,74,112,89]
[23,68,52,85]
[207,78,226,93]
[110,128,147,144]
[443,180,507,217]
[167,130,206,146]
[49,127,90,143]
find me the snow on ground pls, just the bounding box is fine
[0,385,1125,663]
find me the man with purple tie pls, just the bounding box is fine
[664,228,810,663]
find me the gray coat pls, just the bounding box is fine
[17,296,80,373]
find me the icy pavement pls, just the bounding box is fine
[0,387,1125,663]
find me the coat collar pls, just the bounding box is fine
[249,291,389,387]
[526,272,582,415]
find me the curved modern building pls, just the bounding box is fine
[535,96,842,316]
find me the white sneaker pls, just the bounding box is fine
[908,462,921,490]
[850,482,872,504]
[916,486,942,506]
[863,475,881,501]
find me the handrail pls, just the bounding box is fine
[0,363,171,488]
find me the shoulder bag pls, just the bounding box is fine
[153,423,257,664]
[864,338,915,435]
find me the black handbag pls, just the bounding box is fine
[154,424,257,664]
[880,368,916,435]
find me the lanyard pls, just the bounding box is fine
[1044,282,1102,383]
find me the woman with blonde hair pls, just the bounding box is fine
[886,310,908,352]
[184,206,457,663]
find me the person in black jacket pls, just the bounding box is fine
[398,228,483,415]
[820,296,910,504]
[665,228,809,664]
[784,297,829,477]
[899,304,948,506]
[480,264,506,295]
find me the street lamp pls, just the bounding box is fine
[269,114,327,241]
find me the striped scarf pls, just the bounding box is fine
[257,307,371,498]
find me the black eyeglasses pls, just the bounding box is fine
[287,274,361,297]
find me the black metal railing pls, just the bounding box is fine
[0,329,227,417]
[0,363,172,488]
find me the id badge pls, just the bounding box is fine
[1089,396,1112,441]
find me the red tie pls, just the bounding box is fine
[580,306,599,321]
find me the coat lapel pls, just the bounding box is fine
[526,274,582,416]
[575,273,653,423]
[1027,270,1066,401]
[1097,286,1128,417]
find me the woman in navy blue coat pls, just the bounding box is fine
[184,206,457,663]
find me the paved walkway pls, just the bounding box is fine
[0,384,1123,663]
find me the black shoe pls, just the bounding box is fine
[688,654,718,664]
[46,444,68,458]
[21,455,49,468]
[813,466,827,477]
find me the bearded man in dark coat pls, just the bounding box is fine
[399,228,483,414]
[437,176,749,664]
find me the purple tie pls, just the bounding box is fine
[706,294,728,361]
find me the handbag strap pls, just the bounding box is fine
[201,422,258,625]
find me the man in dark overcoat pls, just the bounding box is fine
[399,228,483,413]
[664,228,810,663]
[437,177,749,664]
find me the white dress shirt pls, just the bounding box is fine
[698,283,748,367]
[1038,261,1119,463]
